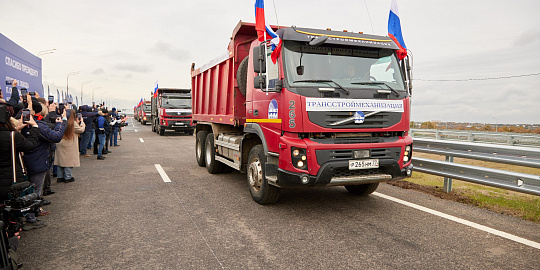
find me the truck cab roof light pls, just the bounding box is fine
[343,30,348,32]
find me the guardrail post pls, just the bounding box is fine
[467,131,473,142]
[443,155,454,193]
[435,129,440,140]
[507,135,514,146]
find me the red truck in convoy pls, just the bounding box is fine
[191,22,413,204]
[151,88,195,136]
[138,101,151,125]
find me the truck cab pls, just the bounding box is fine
[151,88,195,136]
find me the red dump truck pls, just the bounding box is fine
[191,22,413,204]
[151,88,194,136]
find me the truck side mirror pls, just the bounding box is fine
[254,75,266,89]
[252,45,266,74]
[296,66,304,75]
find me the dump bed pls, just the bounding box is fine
[191,21,262,127]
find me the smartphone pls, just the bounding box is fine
[29,91,36,97]
[58,103,65,115]
[48,95,54,103]
[22,109,30,123]
[5,80,13,86]
[77,113,82,120]
[20,88,27,97]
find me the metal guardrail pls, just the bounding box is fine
[412,138,540,196]
[411,129,540,148]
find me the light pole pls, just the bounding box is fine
[66,71,80,96]
[92,87,101,104]
[80,81,91,105]
[37,49,56,57]
[492,117,498,132]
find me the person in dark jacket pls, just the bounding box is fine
[21,98,66,228]
[80,105,98,157]
[109,107,120,147]
[0,101,39,202]
[94,109,109,160]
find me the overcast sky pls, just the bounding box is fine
[1,0,539,124]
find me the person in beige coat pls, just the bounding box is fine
[54,109,85,183]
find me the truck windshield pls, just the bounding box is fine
[283,41,405,91]
[144,104,151,112]
[162,97,191,109]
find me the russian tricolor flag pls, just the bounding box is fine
[254,0,282,64]
[388,0,407,60]
[153,80,159,98]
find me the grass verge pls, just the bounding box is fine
[389,153,540,223]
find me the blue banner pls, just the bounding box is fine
[0,33,42,99]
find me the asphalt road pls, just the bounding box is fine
[18,121,540,269]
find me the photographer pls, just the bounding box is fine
[54,109,85,183]
[109,108,120,147]
[0,100,39,202]
[94,109,108,160]
[20,97,66,229]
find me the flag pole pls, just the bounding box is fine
[264,30,269,95]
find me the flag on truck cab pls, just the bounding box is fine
[153,80,158,98]
[388,0,407,60]
[254,0,282,64]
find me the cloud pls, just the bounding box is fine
[92,68,105,75]
[513,28,540,47]
[149,41,189,62]
[113,63,151,73]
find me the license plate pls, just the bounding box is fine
[349,159,379,170]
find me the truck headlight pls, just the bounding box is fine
[403,144,412,164]
[291,147,308,170]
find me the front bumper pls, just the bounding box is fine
[160,118,194,130]
[275,159,413,188]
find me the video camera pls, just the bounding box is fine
[1,182,42,237]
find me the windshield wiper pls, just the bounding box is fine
[293,79,350,95]
[351,81,399,96]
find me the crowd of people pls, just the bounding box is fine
[0,80,127,267]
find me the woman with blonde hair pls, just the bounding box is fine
[54,109,85,182]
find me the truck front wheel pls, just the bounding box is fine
[205,133,224,173]
[159,128,165,136]
[247,145,280,204]
[195,130,208,167]
[345,183,379,196]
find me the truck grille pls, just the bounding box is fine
[307,111,402,129]
[315,147,401,165]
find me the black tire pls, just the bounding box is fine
[205,133,224,173]
[159,128,165,136]
[195,130,208,167]
[345,183,379,196]
[151,120,156,132]
[247,145,280,204]
[142,121,146,125]
[237,56,249,96]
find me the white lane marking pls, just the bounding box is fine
[139,138,144,143]
[373,192,540,250]
[154,164,171,183]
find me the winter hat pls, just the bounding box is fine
[112,107,116,112]
[31,97,42,114]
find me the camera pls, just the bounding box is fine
[20,88,27,102]
[57,103,65,115]
[21,109,30,123]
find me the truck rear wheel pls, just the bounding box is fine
[345,183,379,196]
[237,56,249,96]
[247,145,280,204]
[205,133,224,173]
[195,130,208,167]
[151,120,156,132]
